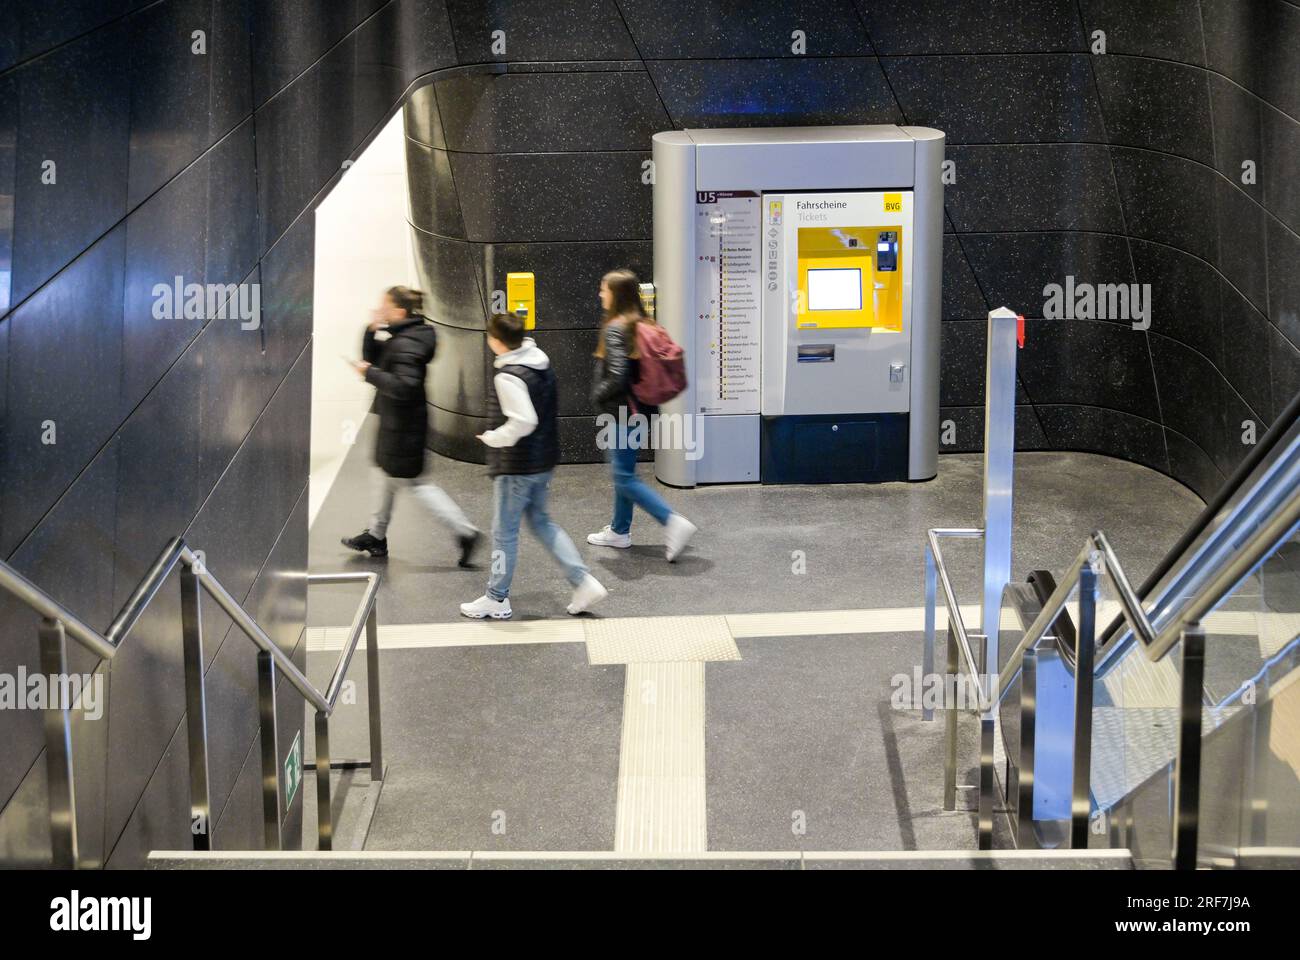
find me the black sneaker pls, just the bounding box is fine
[341,531,388,558]
[457,531,482,569]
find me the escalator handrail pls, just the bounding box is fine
[1097,388,1300,655]
[996,530,1157,707]
[1096,413,1300,675]
[995,465,1300,704]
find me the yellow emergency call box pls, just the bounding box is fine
[795,226,903,331]
[507,272,536,329]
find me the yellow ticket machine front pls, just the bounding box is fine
[758,189,915,482]
[796,226,903,332]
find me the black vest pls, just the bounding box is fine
[485,363,560,477]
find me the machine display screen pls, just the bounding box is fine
[807,268,862,311]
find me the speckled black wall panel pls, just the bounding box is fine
[399,0,1300,504]
[6,14,1292,875]
[0,0,458,867]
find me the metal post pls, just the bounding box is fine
[980,307,1019,676]
[256,650,283,850]
[365,604,384,778]
[1017,648,1038,848]
[943,622,958,811]
[923,547,937,722]
[978,711,995,850]
[965,629,995,850]
[39,618,79,869]
[1172,622,1206,870]
[179,565,212,850]
[315,710,332,850]
[1246,671,1272,846]
[1110,799,1131,850]
[1070,557,1099,848]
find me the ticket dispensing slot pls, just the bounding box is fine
[797,344,835,363]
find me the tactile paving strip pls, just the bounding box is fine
[583,615,740,665]
[615,662,708,853]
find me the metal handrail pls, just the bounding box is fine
[925,529,991,714]
[303,571,385,852]
[0,553,119,660]
[927,479,1300,863]
[995,531,1154,701]
[1098,387,1300,659]
[106,537,189,646]
[1215,634,1300,712]
[998,480,1300,693]
[309,572,381,711]
[0,535,383,866]
[1097,415,1300,673]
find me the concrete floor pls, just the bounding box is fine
[303,417,1206,853]
[309,416,1204,626]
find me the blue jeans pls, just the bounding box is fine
[487,471,588,601]
[610,439,672,536]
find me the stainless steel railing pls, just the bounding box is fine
[0,536,384,867]
[925,481,1300,865]
[303,571,383,852]
[1096,413,1300,676]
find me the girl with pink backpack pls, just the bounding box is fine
[588,269,698,562]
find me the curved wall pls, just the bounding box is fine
[403,0,1300,500]
[0,0,459,866]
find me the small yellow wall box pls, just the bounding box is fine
[507,272,536,329]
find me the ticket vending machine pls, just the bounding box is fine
[652,126,944,486]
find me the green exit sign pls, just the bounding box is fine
[284,730,303,808]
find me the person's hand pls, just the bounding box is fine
[367,309,387,332]
[354,361,371,376]
[475,433,487,444]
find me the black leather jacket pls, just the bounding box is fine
[591,320,657,417]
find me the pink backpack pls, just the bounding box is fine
[632,321,687,406]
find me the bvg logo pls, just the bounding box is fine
[50,890,152,940]
[883,193,903,213]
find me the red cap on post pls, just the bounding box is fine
[1016,314,1025,349]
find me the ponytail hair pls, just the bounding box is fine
[386,285,424,317]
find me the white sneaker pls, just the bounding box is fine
[459,594,512,620]
[664,514,697,562]
[566,574,609,615]
[587,525,631,549]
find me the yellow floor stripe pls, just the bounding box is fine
[306,605,995,651]
[584,615,739,664]
[305,603,1291,653]
[614,662,708,854]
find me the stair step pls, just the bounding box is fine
[148,848,1133,870]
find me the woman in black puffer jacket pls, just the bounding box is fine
[587,270,697,562]
[340,286,480,565]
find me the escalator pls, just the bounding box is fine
[994,391,1300,867]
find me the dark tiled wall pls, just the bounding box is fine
[404,0,1300,500]
[0,0,456,866]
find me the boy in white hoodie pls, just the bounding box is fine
[460,313,608,619]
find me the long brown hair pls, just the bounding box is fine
[594,269,648,359]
